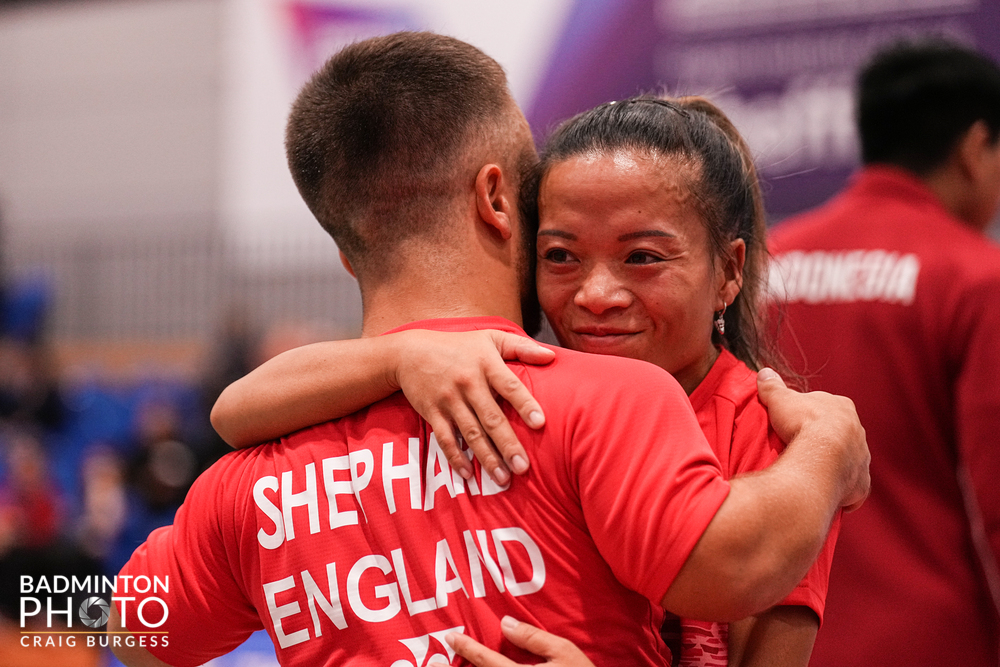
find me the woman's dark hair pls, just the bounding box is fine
[523,94,777,372]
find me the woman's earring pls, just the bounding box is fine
[714,304,727,335]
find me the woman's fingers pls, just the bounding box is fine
[472,366,540,474]
[435,632,519,667]
[476,331,551,473]
[429,618,596,667]
[497,617,594,665]
[491,331,556,366]
[485,332,549,433]
[483,360,545,430]
[397,329,551,484]
[448,396,511,486]
[424,413,473,480]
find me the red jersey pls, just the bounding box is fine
[115,317,731,667]
[675,350,840,667]
[769,166,1000,667]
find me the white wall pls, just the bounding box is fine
[0,0,573,252]
[0,0,571,338]
[0,0,223,245]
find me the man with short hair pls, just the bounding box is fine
[109,32,867,666]
[769,38,1000,667]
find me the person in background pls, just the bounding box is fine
[110,32,868,667]
[213,94,843,666]
[768,38,1000,667]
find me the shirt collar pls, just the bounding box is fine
[383,316,528,338]
[850,165,951,217]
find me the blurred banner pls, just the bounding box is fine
[220,0,1000,263]
[529,0,999,220]
[218,0,573,267]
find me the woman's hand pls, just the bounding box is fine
[392,330,554,484]
[430,617,595,667]
[211,327,553,484]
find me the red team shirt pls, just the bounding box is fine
[115,317,733,667]
[674,349,840,667]
[769,166,1000,666]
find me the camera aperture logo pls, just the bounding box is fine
[19,574,170,650]
[79,597,110,628]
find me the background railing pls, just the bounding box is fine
[6,233,363,343]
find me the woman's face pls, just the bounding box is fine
[536,150,742,393]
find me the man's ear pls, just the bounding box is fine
[957,120,992,182]
[952,119,1000,230]
[339,250,356,278]
[475,163,513,240]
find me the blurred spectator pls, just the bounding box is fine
[0,338,65,432]
[200,305,260,404]
[0,428,102,626]
[0,430,61,552]
[75,446,127,563]
[196,307,332,465]
[769,39,1000,666]
[126,398,197,513]
[98,397,198,576]
[197,305,261,465]
[256,320,327,362]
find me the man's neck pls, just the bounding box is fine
[921,166,990,232]
[359,281,523,337]
[355,206,528,336]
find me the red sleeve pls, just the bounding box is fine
[544,354,732,605]
[730,400,838,624]
[953,270,1000,576]
[115,453,263,666]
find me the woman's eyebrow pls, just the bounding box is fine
[537,230,576,240]
[618,230,675,242]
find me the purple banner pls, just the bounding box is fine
[283,2,416,80]
[527,0,1000,221]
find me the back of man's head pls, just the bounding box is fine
[286,32,526,287]
[857,38,1000,175]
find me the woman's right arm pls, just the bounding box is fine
[210,329,554,482]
